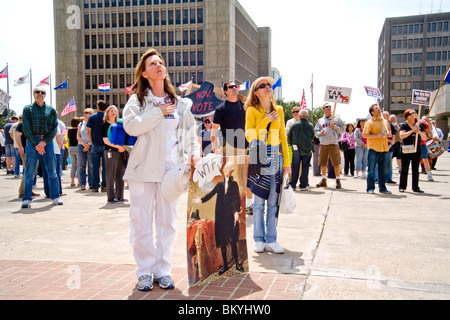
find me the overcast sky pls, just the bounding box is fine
[1,0,450,122]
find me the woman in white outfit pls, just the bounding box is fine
[123,49,200,291]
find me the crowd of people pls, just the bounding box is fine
[1,48,449,293]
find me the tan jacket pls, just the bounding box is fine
[122,91,200,183]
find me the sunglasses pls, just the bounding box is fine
[323,106,331,109]
[204,120,211,123]
[227,85,238,90]
[292,111,300,114]
[34,91,46,95]
[255,83,272,91]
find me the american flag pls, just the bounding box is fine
[300,89,307,110]
[61,98,77,117]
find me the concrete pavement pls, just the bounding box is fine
[1,153,450,300]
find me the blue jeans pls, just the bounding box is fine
[91,144,106,190]
[367,149,388,192]
[23,140,59,201]
[253,174,279,244]
[77,144,93,187]
[290,151,312,189]
[386,151,394,182]
[14,148,21,175]
[355,146,368,171]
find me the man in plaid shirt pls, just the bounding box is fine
[21,87,63,208]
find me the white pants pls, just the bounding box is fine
[128,179,178,279]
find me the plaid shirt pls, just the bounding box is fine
[22,102,58,147]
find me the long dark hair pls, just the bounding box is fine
[132,48,178,106]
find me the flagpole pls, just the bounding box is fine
[7,63,10,117]
[29,69,33,104]
[311,74,314,125]
[49,74,53,107]
[427,62,450,118]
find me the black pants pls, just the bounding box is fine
[400,152,421,191]
[343,149,355,176]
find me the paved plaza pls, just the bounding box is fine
[1,154,450,300]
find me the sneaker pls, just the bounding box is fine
[316,179,327,188]
[367,190,375,194]
[21,200,32,208]
[299,186,309,191]
[265,242,285,254]
[52,198,64,206]
[154,275,175,289]
[254,241,265,253]
[380,190,392,195]
[427,174,434,182]
[137,275,153,291]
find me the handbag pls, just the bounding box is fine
[401,143,416,154]
[279,177,296,214]
[338,141,349,152]
[248,123,271,176]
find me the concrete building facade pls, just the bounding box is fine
[378,12,450,119]
[53,0,271,118]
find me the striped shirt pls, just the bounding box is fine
[22,102,58,147]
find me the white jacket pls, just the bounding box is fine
[122,91,200,183]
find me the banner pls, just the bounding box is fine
[324,85,352,104]
[187,153,249,287]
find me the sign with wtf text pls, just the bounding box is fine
[324,86,352,105]
[412,89,432,106]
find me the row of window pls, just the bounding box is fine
[392,65,449,77]
[391,81,441,102]
[392,51,450,63]
[392,20,450,35]
[85,29,203,49]
[392,36,450,50]
[84,0,202,9]
[84,8,203,29]
[85,50,204,70]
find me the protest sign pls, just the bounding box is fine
[324,85,352,105]
[364,86,383,100]
[412,89,432,107]
[187,153,248,287]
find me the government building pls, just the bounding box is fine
[378,12,450,132]
[53,0,272,115]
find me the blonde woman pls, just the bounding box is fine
[123,49,200,291]
[245,77,291,254]
[102,105,127,203]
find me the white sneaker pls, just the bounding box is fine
[52,198,63,206]
[254,242,265,253]
[299,187,309,191]
[427,174,434,181]
[265,242,285,254]
[21,200,32,208]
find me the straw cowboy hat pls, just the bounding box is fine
[161,163,191,203]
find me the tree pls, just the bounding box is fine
[0,109,17,129]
